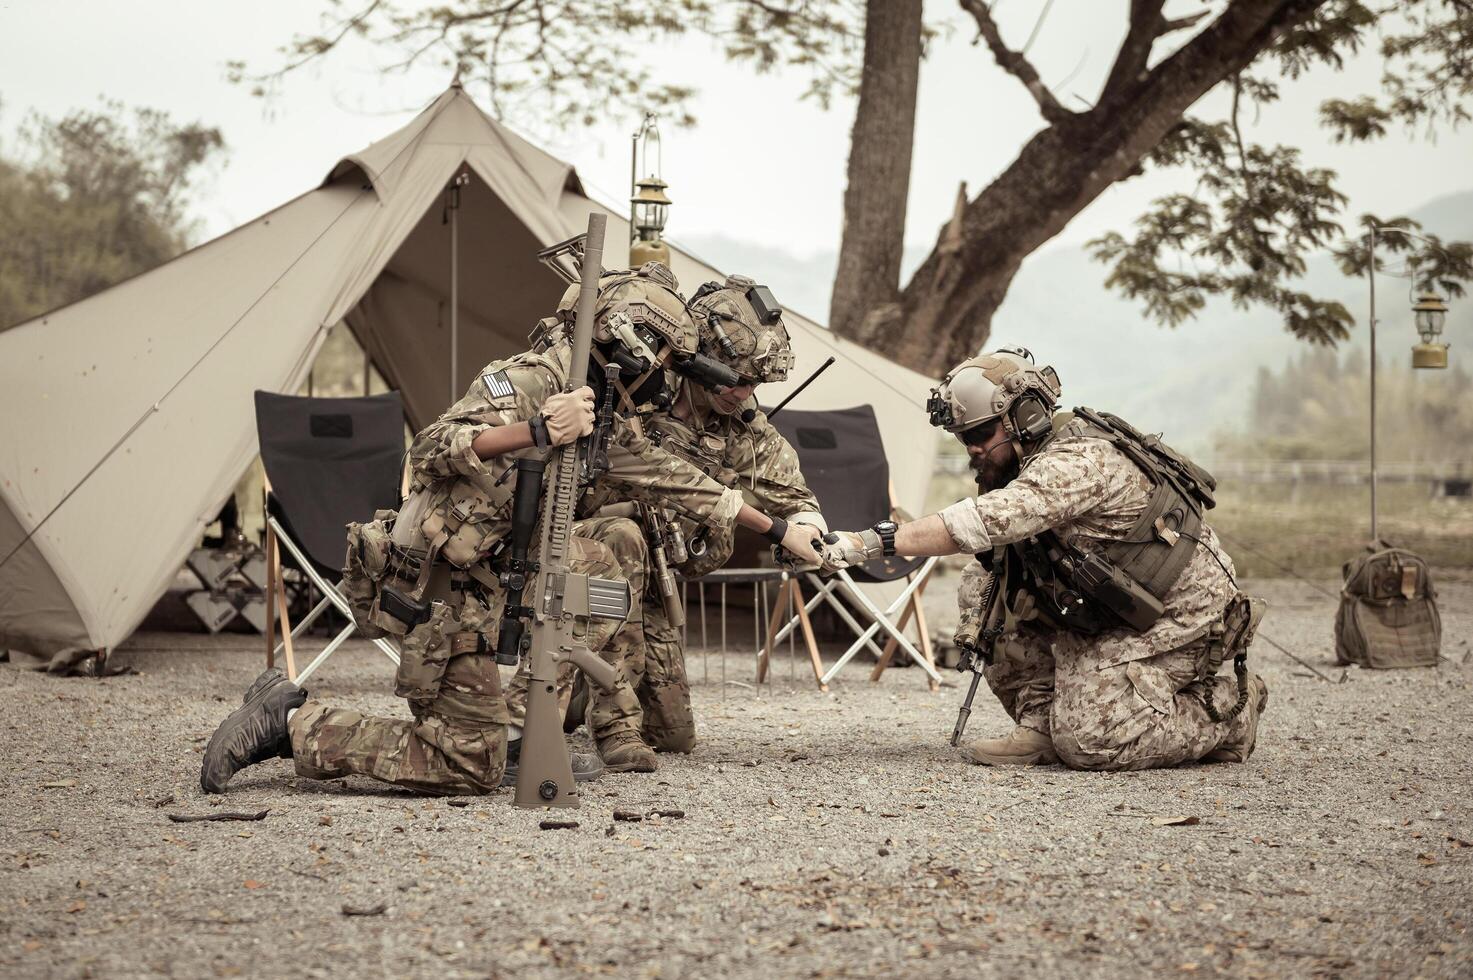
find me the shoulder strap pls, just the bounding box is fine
[1073,406,1217,511]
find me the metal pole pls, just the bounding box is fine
[1367,226,1378,542]
[629,132,639,252]
[449,176,462,404]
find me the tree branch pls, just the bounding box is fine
[1098,0,1213,103]
[958,0,1072,122]
[1099,0,1169,101]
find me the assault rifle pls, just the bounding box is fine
[640,503,685,628]
[512,212,631,808]
[950,564,1005,747]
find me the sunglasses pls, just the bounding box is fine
[958,419,1002,447]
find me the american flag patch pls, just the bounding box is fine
[481,369,515,400]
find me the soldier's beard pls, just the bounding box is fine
[970,442,1019,492]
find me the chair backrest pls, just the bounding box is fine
[254,391,405,577]
[767,403,922,583]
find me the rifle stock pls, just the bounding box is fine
[514,213,632,808]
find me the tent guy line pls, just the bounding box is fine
[0,103,444,576]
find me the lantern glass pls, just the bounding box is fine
[1412,293,1448,342]
[631,177,671,239]
[1415,307,1445,342]
[634,198,668,236]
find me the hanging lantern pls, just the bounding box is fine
[1411,291,1449,369]
[630,115,671,267]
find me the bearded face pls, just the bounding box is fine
[961,419,1019,492]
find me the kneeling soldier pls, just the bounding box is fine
[821,348,1267,772]
[200,262,821,794]
[575,275,824,757]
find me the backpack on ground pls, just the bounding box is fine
[1334,542,1441,669]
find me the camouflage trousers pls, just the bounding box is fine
[503,517,648,742]
[290,526,637,794]
[596,590,695,753]
[984,623,1251,771]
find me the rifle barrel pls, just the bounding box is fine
[566,213,606,390]
[767,356,835,419]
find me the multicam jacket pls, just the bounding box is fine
[581,397,823,576]
[396,338,745,568]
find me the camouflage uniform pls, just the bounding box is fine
[291,334,745,794]
[583,404,821,751]
[945,418,1252,771]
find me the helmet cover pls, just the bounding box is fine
[928,347,1062,440]
[557,261,699,360]
[687,274,794,384]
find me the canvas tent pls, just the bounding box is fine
[0,84,938,661]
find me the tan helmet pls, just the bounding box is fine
[687,274,794,383]
[556,260,699,363]
[927,347,1062,444]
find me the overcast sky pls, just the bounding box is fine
[3,0,1470,260]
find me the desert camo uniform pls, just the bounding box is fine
[581,402,822,751]
[946,416,1253,771]
[290,332,746,794]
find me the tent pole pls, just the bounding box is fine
[448,172,467,404]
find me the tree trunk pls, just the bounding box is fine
[871,0,1325,376]
[827,0,923,338]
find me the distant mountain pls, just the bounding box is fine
[679,189,1473,451]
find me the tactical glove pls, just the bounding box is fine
[779,522,823,565]
[541,386,596,446]
[818,529,884,572]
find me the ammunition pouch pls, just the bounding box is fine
[427,476,514,568]
[1067,550,1167,633]
[1207,594,1263,674]
[341,511,398,640]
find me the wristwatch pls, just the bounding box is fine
[871,520,898,558]
[763,515,789,546]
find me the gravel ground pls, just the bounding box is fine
[3,575,1471,979]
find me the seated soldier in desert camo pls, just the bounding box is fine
[820,348,1268,772]
[198,262,822,796]
[546,275,824,762]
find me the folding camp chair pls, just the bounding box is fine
[758,405,942,691]
[254,391,404,685]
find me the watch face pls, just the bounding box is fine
[876,520,897,533]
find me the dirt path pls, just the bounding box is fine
[3,577,1470,978]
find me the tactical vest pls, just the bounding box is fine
[643,414,746,577]
[1007,407,1218,635]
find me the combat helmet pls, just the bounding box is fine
[555,260,699,369]
[927,347,1062,446]
[687,274,794,384]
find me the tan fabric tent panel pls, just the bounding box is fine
[0,85,937,660]
[1,184,377,656]
[343,171,564,427]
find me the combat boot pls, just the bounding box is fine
[1204,673,1269,763]
[962,726,1059,767]
[200,668,307,793]
[598,732,658,773]
[241,666,285,703]
[500,738,604,787]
